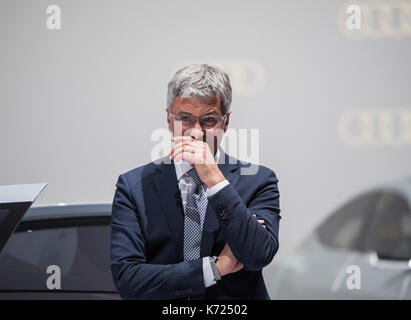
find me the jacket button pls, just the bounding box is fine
[187,288,192,294]
[217,206,224,214]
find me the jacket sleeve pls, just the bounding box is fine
[110,174,206,300]
[207,168,281,271]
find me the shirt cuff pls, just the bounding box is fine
[203,257,217,288]
[206,180,229,198]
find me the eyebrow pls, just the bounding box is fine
[178,111,219,116]
[203,112,219,116]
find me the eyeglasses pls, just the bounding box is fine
[170,112,228,129]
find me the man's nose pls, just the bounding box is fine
[186,121,204,140]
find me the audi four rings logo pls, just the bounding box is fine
[339,0,411,39]
[338,108,411,147]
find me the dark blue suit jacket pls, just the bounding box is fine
[110,153,281,300]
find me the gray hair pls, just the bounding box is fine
[167,64,232,114]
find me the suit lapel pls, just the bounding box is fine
[151,159,185,259]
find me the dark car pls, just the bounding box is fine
[0,183,119,299]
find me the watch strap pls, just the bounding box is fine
[209,256,221,281]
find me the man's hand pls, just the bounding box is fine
[170,136,225,189]
[216,219,265,277]
[216,243,243,277]
[253,214,266,229]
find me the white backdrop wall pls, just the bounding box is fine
[1,0,410,281]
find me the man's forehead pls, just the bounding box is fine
[173,96,222,112]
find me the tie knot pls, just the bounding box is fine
[187,168,203,190]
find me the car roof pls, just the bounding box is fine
[22,202,112,222]
[374,177,411,204]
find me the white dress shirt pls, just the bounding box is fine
[174,148,229,288]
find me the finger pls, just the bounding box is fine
[172,136,196,143]
[170,142,203,159]
[173,151,195,163]
[170,144,195,158]
[233,262,244,273]
[170,140,202,157]
[169,149,202,165]
[172,140,198,148]
[257,219,264,224]
[170,141,194,155]
[173,149,191,161]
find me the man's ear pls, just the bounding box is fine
[166,108,173,132]
[223,111,231,133]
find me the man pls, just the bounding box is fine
[110,64,281,299]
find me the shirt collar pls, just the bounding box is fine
[174,148,223,181]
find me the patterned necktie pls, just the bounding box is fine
[183,168,208,261]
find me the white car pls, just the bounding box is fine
[268,178,411,299]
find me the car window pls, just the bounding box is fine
[364,191,411,261]
[0,216,117,292]
[317,192,378,251]
[0,209,9,225]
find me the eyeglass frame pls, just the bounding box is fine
[169,111,229,129]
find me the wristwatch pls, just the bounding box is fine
[209,256,222,281]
